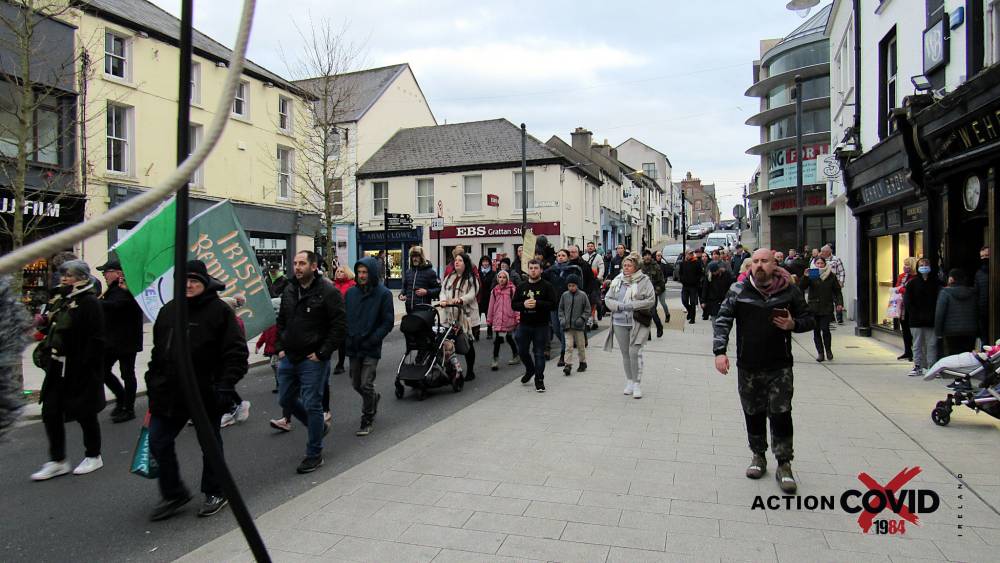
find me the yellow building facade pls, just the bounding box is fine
[67,0,318,272]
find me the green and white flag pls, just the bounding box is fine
[111,198,274,339]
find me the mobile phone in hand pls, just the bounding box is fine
[769,308,790,321]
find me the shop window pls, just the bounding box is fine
[416,178,434,215]
[463,175,482,213]
[874,234,894,330]
[364,249,402,279]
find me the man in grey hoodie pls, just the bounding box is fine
[935,268,979,357]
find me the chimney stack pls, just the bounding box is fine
[571,127,593,156]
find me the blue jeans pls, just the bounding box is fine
[278,357,330,457]
[515,325,549,381]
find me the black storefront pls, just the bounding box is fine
[1,188,87,312]
[846,131,933,339]
[911,66,1000,345]
[357,227,423,289]
[846,64,1000,344]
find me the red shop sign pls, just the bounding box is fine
[436,221,561,239]
[487,194,500,207]
[769,194,826,212]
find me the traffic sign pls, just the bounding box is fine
[430,218,444,231]
[733,204,746,219]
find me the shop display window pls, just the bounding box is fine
[872,230,923,331]
[365,249,402,280]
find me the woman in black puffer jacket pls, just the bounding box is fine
[799,257,843,362]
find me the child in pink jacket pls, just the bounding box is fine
[486,269,520,370]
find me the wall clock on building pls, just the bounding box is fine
[964,175,981,212]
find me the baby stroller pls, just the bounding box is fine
[395,304,465,401]
[927,346,1000,426]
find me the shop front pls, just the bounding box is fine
[1,188,87,313]
[764,189,834,252]
[358,227,423,289]
[428,221,561,269]
[845,129,930,340]
[912,67,1000,344]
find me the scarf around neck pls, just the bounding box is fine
[749,267,791,297]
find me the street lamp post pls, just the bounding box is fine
[794,74,804,253]
[681,190,687,255]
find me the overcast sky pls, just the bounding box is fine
[150,0,823,219]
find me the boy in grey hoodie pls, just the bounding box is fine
[558,274,591,375]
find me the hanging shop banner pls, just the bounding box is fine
[112,198,274,339]
[436,221,560,239]
[767,143,830,190]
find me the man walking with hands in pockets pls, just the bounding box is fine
[712,249,813,494]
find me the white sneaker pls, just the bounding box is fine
[324,411,332,424]
[632,383,643,399]
[624,381,634,395]
[220,412,236,428]
[235,400,251,423]
[31,460,71,481]
[73,456,104,475]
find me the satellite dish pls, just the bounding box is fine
[786,0,819,17]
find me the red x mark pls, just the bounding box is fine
[856,466,922,533]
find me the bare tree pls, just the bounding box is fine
[280,18,365,269]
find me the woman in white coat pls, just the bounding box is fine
[441,253,481,380]
[603,253,657,398]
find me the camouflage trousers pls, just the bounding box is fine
[737,367,794,462]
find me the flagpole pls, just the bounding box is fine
[172,2,269,559]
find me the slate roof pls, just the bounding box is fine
[357,119,566,179]
[77,0,303,95]
[294,64,428,124]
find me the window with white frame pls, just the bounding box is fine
[106,103,131,174]
[642,163,657,180]
[372,181,388,216]
[835,19,854,103]
[463,175,482,212]
[189,124,203,187]
[191,62,202,104]
[416,178,434,214]
[233,81,249,117]
[104,31,128,79]
[514,171,534,210]
[276,146,292,199]
[278,96,292,132]
[591,186,599,220]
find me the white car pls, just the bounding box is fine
[687,226,706,238]
[704,232,739,253]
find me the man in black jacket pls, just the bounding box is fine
[265,262,289,298]
[568,245,598,329]
[712,249,814,494]
[605,244,627,281]
[512,260,557,392]
[98,260,144,423]
[145,260,248,521]
[677,251,704,324]
[276,250,346,474]
[399,246,441,314]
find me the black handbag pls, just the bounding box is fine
[632,308,653,327]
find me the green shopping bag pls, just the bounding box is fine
[130,411,160,479]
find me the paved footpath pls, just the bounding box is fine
[181,303,1000,563]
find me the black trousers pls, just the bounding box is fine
[44,412,101,461]
[813,314,833,355]
[900,318,913,356]
[681,285,699,321]
[149,414,223,500]
[104,350,138,409]
[492,332,518,359]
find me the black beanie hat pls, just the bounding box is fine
[186,260,211,285]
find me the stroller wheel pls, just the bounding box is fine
[452,377,464,393]
[931,407,951,427]
[418,389,429,401]
[394,381,405,399]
